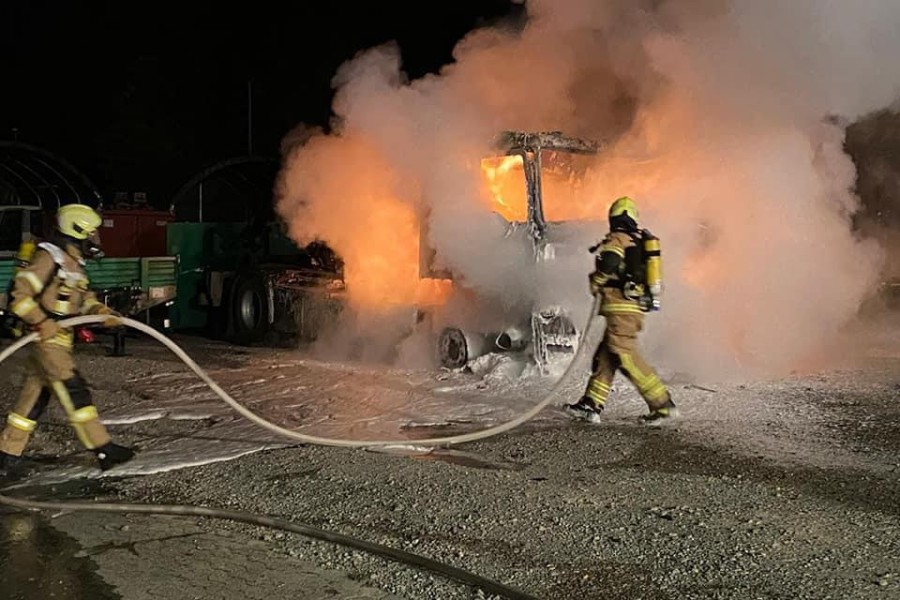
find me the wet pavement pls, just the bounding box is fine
[0,475,402,600]
[1,481,119,600]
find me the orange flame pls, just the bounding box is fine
[342,198,453,308]
[278,134,454,311]
[481,155,527,221]
[416,276,454,307]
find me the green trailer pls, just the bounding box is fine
[0,255,177,327]
[83,256,178,322]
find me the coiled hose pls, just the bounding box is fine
[0,299,600,600]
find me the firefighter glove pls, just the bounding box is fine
[589,273,605,296]
[96,305,123,328]
[36,319,60,341]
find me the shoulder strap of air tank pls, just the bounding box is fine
[37,242,67,267]
[626,230,644,245]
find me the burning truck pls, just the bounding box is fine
[273,128,606,374]
[418,130,603,373]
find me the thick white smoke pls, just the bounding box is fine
[276,0,897,380]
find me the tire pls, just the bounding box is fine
[438,327,491,369]
[229,272,269,345]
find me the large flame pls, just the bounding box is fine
[343,197,453,308]
[277,134,453,310]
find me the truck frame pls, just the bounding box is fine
[429,130,602,373]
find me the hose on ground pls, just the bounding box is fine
[0,493,538,600]
[0,300,599,600]
[0,297,601,448]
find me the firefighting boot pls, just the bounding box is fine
[640,397,679,425]
[94,442,135,471]
[0,451,26,480]
[565,397,604,424]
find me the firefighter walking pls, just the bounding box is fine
[0,204,135,477]
[566,196,678,423]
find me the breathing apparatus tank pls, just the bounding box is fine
[14,239,36,268]
[642,230,662,311]
[1,239,38,338]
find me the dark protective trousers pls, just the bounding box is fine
[583,312,670,410]
[0,341,111,456]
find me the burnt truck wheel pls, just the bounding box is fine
[438,327,490,369]
[230,273,269,345]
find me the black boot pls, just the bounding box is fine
[640,396,679,425]
[565,397,605,424]
[0,451,26,480]
[94,442,135,471]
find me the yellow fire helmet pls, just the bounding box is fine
[609,196,639,225]
[57,204,102,240]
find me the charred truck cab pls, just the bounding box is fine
[427,131,602,373]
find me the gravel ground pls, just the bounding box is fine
[1,330,899,600]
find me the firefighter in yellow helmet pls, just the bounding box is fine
[0,204,135,478]
[566,196,678,424]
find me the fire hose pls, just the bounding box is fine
[0,298,601,599]
[0,300,601,447]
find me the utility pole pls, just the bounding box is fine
[247,79,253,156]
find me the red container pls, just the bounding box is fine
[98,209,173,257]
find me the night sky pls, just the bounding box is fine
[1,1,521,208]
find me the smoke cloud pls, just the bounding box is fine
[276,0,899,380]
